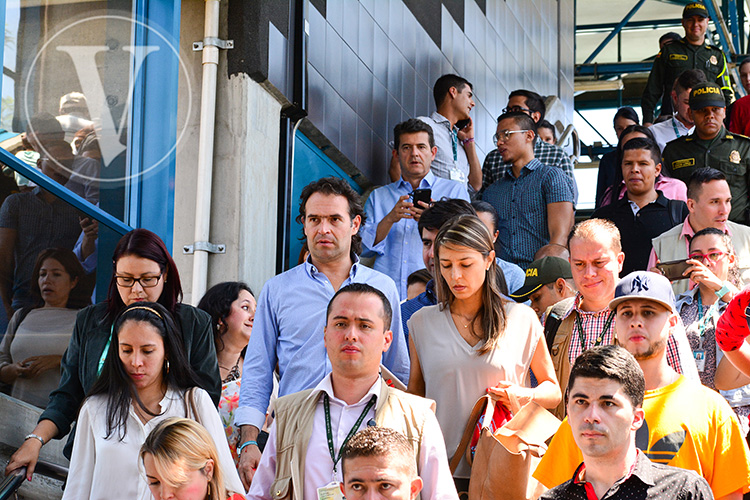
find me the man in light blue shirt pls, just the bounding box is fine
[362,119,469,299]
[235,177,410,488]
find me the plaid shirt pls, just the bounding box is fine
[564,294,683,372]
[481,139,577,201]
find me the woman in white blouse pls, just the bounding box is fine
[62,302,243,500]
[407,215,561,480]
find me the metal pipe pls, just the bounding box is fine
[190,0,221,304]
[583,0,646,64]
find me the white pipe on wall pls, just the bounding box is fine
[190,0,221,304]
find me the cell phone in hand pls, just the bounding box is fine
[656,259,691,281]
[455,118,471,130]
[412,188,432,208]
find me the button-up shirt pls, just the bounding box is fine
[481,158,575,268]
[540,450,713,500]
[235,256,410,429]
[361,171,469,299]
[246,375,459,500]
[650,115,694,152]
[481,139,578,202]
[418,112,471,187]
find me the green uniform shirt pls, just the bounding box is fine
[662,127,750,223]
[642,38,733,123]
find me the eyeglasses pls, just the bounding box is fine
[115,274,163,288]
[502,106,533,114]
[493,130,530,144]
[688,251,727,263]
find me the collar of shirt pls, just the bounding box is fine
[571,450,651,498]
[562,293,612,320]
[398,170,437,191]
[430,111,451,127]
[621,190,669,213]
[682,216,733,242]
[691,126,728,146]
[305,253,360,281]
[307,372,382,408]
[502,157,543,179]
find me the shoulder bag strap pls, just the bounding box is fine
[449,395,494,474]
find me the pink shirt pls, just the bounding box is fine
[600,176,687,207]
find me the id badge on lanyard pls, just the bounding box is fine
[449,127,466,183]
[317,482,344,500]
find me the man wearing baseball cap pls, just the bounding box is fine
[663,81,750,224]
[642,2,733,125]
[510,256,575,319]
[535,271,750,499]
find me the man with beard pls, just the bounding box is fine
[535,271,750,500]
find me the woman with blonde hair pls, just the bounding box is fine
[141,417,245,500]
[407,215,561,484]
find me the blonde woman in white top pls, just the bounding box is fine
[407,215,561,479]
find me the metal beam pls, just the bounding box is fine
[575,61,653,77]
[705,0,736,55]
[584,0,647,64]
[725,0,740,52]
[577,18,682,32]
[575,109,614,147]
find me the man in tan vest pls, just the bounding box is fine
[246,283,457,500]
[545,219,697,418]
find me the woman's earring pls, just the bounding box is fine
[165,360,170,374]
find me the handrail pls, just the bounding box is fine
[0,147,132,235]
[0,460,69,500]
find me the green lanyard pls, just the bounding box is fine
[324,393,377,473]
[450,127,459,162]
[575,311,615,352]
[96,323,115,376]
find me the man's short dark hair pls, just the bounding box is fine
[687,167,728,200]
[621,137,661,167]
[496,111,538,140]
[418,199,474,236]
[567,345,645,408]
[740,57,750,72]
[673,68,707,94]
[326,282,392,331]
[433,74,472,108]
[407,268,432,288]
[659,31,681,46]
[507,89,546,122]
[394,119,435,149]
[471,200,499,233]
[341,426,416,478]
[296,177,367,255]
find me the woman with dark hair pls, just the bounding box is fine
[198,281,257,465]
[61,303,242,500]
[0,248,89,407]
[406,215,561,484]
[5,228,220,479]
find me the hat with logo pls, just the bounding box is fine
[683,2,708,19]
[510,256,572,302]
[689,82,725,110]
[609,271,676,313]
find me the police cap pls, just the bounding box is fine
[689,82,725,110]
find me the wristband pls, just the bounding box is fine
[715,282,732,300]
[238,440,258,455]
[24,433,45,446]
[461,137,474,146]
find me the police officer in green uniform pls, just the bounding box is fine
[663,81,750,224]
[642,2,733,125]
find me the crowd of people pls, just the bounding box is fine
[3,2,750,499]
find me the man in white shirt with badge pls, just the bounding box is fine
[649,69,705,151]
[246,283,457,500]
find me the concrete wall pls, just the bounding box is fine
[173,0,281,304]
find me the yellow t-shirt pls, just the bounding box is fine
[533,376,750,498]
